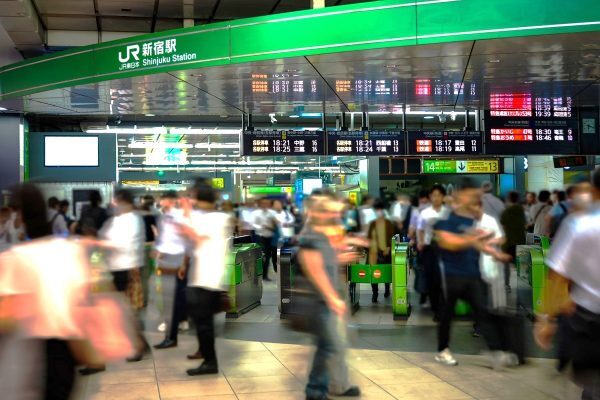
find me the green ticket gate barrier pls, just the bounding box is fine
[225,243,263,318]
[348,235,411,319]
[516,235,550,318]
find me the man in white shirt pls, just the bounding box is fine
[273,200,295,239]
[537,169,600,399]
[100,189,147,363]
[390,193,416,238]
[153,191,188,350]
[481,181,505,221]
[417,185,449,319]
[252,198,279,281]
[47,197,68,237]
[178,178,232,376]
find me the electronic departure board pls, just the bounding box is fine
[485,93,578,154]
[327,130,405,156]
[241,130,325,156]
[407,131,483,155]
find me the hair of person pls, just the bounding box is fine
[192,178,217,204]
[418,189,430,199]
[527,191,537,198]
[593,168,600,191]
[9,184,51,239]
[556,190,567,202]
[48,196,59,208]
[373,199,386,210]
[461,178,479,191]
[481,181,494,193]
[507,191,520,204]
[538,190,551,203]
[114,189,134,205]
[430,184,447,196]
[59,199,69,208]
[565,185,575,197]
[89,190,102,207]
[161,190,179,199]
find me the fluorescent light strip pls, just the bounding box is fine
[87,127,241,135]
[128,142,194,149]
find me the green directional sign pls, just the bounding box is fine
[422,160,456,174]
[248,186,294,195]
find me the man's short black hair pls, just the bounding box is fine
[161,190,178,199]
[373,199,386,210]
[507,191,520,204]
[430,184,447,196]
[459,178,479,191]
[59,200,69,209]
[538,190,551,203]
[48,196,59,208]
[192,178,216,204]
[556,190,567,202]
[418,190,430,200]
[114,189,134,205]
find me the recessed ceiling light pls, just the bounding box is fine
[289,115,300,118]
[424,116,435,119]
[145,113,155,117]
[523,81,533,84]
[0,107,7,111]
[488,59,501,63]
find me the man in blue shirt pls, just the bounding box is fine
[433,179,506,366]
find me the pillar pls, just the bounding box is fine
[527,155,563,193]
[359,157,380,199]
[0,115,23,193]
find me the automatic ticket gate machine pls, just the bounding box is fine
[516,235,551,318]
[347,235,412,320]
[225,241,263,318]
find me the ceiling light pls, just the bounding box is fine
[368,111,391,115]
[300,112,322,118]
[145,113,155,117]
[523,81,533,84]
[0,107,7,111]
[128,142,194,149]
[488,59,501,63]
[424,116,435,120]
[289,115,300,118]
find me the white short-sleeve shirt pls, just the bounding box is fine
[418,205,449,245]
[546,207,600,313]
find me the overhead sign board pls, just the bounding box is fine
[241,130,325,156]
[327,130,405,156]
[408,131,483,155]
[248,186,294,194]
[422,159,500,174]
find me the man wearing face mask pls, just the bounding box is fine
[368,200,397,303]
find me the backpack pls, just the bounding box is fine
[549,203,568,238]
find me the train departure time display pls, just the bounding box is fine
[241,130,325,156]
[327,130,405,156]
[485,93,578,154]
[407,131,483,155]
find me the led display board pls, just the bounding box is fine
[408,131,483,155]
[327,130,405,156]
[485,94,578,154]
[241,130,325,156]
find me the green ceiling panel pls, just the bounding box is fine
[1,0,599,101]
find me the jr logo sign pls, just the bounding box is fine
[118,45,140,63]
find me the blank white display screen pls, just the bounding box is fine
[44,136,99,167]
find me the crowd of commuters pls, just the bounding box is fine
[0,174,598,400]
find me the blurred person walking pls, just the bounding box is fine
[178,179,232,376]
[297,192,360,400]
[368,200,396,303]
[99,189,149,362]
[252,198,279,281]
[0,207,11,252]
[273,199,295,239]
[47,196,69,237]
[390,193,415,239]
[500,191,527,293]
[74,190,108,237]
[153,191,188,349]
[546,188,571,238]
[433,179,508,367]
[417,185,449,316]
[481,181,505,221]
[529,190,552,235]
[536,168,600,400]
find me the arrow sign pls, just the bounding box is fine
[457,160,467,173]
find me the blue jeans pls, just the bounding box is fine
[306,304,337,400]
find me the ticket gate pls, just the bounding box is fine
[516,236,550,318]
[225,242,263,318]
[348,235,411,320]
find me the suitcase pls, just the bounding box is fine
[488,309,528,365]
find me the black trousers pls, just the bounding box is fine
[186,287,220,365]
[437,275,500,352]
[371,251,391,297]
[422,246,443,316]
[167,273,188,341]
[111,270,129,292]
[258,236,277,278]
[44,339,76,400]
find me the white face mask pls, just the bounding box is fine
[573,193,592,209]
[376,210,385,218]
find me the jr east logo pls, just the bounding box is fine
[118,44,141,70]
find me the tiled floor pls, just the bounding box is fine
[72,280,582,399]
[73,333,583,400]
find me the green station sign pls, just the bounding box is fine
[422,159,500,174]
[248,186,294,195]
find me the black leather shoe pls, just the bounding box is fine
[153,339,177,349]
[372,293,378,303]
[79,366,106,376]
[339,386,361,397]
[186,363,218,376]
[384,291,391,299]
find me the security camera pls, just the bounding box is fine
[438,113,447,123]
[269,113,277,124]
